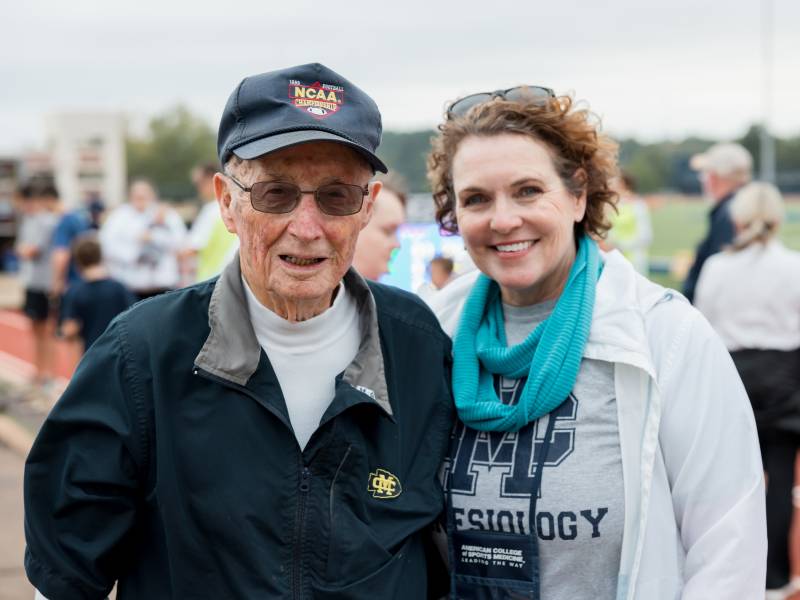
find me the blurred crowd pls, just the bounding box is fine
[13,164,238,385]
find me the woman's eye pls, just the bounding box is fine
[518,185,542,197]
[461,194,487,207]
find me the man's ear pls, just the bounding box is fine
[360,180,382,230]
[214,173,238,234]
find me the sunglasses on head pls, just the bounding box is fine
[446,85,555,119]
[226,173,369,216]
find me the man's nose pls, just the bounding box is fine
[286,193,325,240]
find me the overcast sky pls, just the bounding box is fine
[3,0,799,154]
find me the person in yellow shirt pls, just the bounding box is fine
[606,172,652,275]
[184,163,239,282]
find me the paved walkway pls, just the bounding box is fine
[0,445,33,600]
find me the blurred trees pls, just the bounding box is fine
[126,106,217,201]
[126,106,800,198]
[378,128,800,195]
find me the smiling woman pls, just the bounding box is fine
[427,90,767,599]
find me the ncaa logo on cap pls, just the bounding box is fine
[289,79,344,119]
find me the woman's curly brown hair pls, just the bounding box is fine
[427,94,619,237]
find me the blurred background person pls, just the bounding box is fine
[84,191,106,230]
[60,236,135,355]
[695,182,800,598]
[682,142,752,303]
[14,181,59,389]
[50,190,101,300]
[182,163,238,282]
[99,178,186,300]
[417,255,455,301]
[605,171,652,275]
[352,172,406,280]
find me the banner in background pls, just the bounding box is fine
[380,223,473,292]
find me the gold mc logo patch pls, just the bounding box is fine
[288,79,344,120]
[367,468,402,499]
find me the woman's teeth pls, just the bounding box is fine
[495,241,533,253]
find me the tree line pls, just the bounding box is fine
[127,106,800,200]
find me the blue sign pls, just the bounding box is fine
[380,223,474,292]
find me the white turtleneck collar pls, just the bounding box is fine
[241,277,360,449]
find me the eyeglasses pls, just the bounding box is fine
[226,174,369,216]
[446,85,555,119]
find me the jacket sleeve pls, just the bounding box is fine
[24,317,149,600]
[657,309,766,599]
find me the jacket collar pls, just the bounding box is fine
[194,255,392,417]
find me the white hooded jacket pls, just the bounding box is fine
[429,250,766,600]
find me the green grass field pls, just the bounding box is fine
[646,197,800,289]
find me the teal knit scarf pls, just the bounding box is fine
[452,235,602,432]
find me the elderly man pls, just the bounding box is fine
[682,142,753,303]
[25,63,453,599]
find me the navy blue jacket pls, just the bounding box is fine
[24,261,453,599]
[682,193,736,303]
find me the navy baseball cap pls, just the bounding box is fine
[217,63,388,173]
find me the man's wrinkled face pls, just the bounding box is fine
[217,142,378,314]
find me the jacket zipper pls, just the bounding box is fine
[293,463,311,599]
[193,366,311,597]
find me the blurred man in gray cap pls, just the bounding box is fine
[25,63,452,600]
[682,142,753,303]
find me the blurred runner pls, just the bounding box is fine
[14,181,59,388]
[60,236,136,354]
[183,163,238,282]
[351,172,406,280]
[695,182,800,599]
[682,142,752,303]
[606,171,652,275]
[99,179,186,299]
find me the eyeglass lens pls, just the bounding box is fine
[250,182,364,216]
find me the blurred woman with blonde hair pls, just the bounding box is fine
[696,181,800,597]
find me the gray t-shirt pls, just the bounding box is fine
[443,300,624,599]
[16,212,58,291]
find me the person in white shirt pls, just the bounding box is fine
[695,181,800,598]
[99,179,187,299]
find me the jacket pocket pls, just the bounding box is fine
[312,537,425,599]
